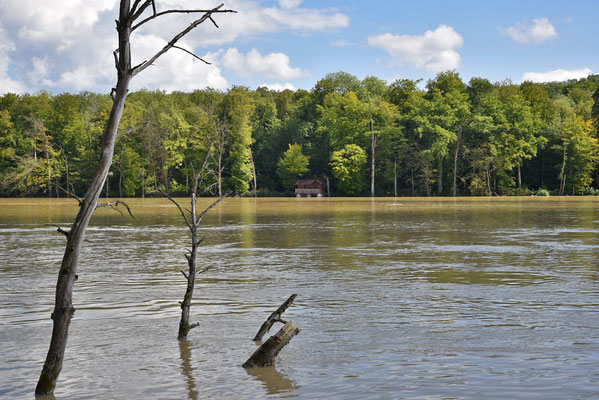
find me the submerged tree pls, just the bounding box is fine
[35,1,234,395]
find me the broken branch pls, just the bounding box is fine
[243,321,300,368]
[253,294,297,341]
[47,224,70,238]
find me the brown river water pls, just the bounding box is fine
[0,197,598,399]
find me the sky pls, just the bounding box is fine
[0,0,598,95]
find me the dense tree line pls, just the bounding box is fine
[1,71,599,197]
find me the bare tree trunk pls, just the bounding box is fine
[486,165,492,196]
[178,193,200,339]
[141,167,145,198]
[35,65,131,397]
[249,147,257,197]
[243,322,299,368]
[370,110,376,198]
[35,1,234,394]
[437,157,443,195]
[411,167,415,196]
[559,146,567,196]
[517,162,522,191]
[393,157,397,197]
[451,127,461,197]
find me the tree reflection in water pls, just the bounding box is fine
[178,339,198,400]
[246,365,299,396]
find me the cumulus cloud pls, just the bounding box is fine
[134,1,350,48]
[0,0,347,93]
[259,82,296,91]
[502,18,557,44]
[0,22,24,94]
[368,25,463,72]
[522,67,592,83]
[220,48,307,80]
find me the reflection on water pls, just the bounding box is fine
[0,197,598,399]
[179,340,198,400]
[246,365,299,396]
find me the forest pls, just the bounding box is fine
[1,70,599,197]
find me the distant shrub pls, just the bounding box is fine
[535,188,550,196]
[582,187,599,196]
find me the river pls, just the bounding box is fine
[0,197,598,399]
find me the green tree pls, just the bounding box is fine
[277,143,310,190]
[330,144,367,194]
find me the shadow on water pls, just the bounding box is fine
[246,365,299,397]
[178,340,198,400]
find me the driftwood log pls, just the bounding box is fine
[243,321,300,368]
[252,294,297,341]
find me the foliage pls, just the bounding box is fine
[277,143,310,191]
[330,144,367,194]
[1,71,599,197]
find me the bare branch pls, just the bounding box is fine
[130,0,153,22]
[131,4,229,77]
[131,4,236,31]
[117,120,151,137]
[208,16,219,28]
[96,200,136,219]
[189,323,199,330]
[172,45,211,65]
[157,187,192,232]
[151,0,157,15]
[130,0,143,14]
[47,224,70,238]
[180,270,189,280]
[196,195,224,225]
[197,265,212,275]
[57,185,83,206]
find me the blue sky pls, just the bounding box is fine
[0,0,597,94]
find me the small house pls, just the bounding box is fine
[295,179,324,197]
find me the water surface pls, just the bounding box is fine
[1,197,598,399]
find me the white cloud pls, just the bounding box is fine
[220,48,308,80]
[27,56,53,86]
[0,22,24,94]
[129,37,228,92]
[259,82,296,91]
[522,67,592,83]
[502,18,557,44]
[0,0,349,93]
[368,25,463,72]
[137,1,350,47]
[279,0,303,9]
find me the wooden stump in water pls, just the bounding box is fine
[253,294,297,341]
[243,321,300,368]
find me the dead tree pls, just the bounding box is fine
[244,295,299,368]
[35,1,234,395]
[160,188,224,339]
